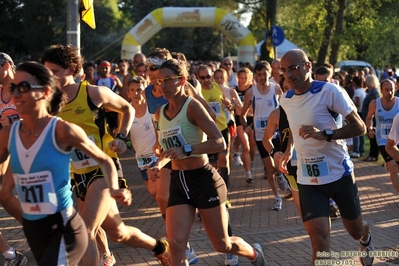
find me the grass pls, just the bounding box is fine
[353,136,385,166]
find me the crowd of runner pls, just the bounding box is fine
[0,46,397,266]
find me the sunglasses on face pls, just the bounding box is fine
[156,76,183,85]
[279,62,307,74]
[145,64,161,71]
[198,75,212,80]
[10,81,45,94]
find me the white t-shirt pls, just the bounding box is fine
[388,112,399,143]
[353,88,366,113]
[281,81,356,185]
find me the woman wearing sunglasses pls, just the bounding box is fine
[148,59,268,266]
[0,61,107,265]
[144,48,201,264]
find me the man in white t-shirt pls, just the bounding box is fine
[278,49,374,266]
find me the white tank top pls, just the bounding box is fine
[252,83,279,141]
[130,108,158,169]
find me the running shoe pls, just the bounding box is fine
[233,153,243,166]
[100,252,116,266]
[155,237,170,266]
[271,198,282,211]
[186,246,199,265]
[14,239,30,253]
[250,243,268,266]
[225,253,239,266]
[4,251,27,266]
[359,233,375,266]
[246,172,254,184]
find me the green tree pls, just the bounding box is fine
[81,0,131,62]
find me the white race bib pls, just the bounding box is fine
[136,154,158,169]
[380,123,391,139]
[208,102,221,117]
[159,126,188,151]
[14,170,58,215]
[71,135,99,169]
[300,155,330,184]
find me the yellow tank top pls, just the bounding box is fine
[57,81,117,174]
[201,82,227,131]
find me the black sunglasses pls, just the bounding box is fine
[199,75,212,80]
[145,65,161,71]
[10,81,45,94]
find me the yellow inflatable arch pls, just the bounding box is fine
[121,7,257,65]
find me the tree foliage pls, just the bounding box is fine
[2,0,399,67]
[239,0,399,68]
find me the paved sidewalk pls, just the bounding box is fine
[1,152,398,265]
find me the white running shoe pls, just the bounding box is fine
[250,243,268,266]
[14,239,30,253]
[186,246,199,265]
[4,251,28,266]
[271,198,282,211]
[225,253,239,266]
[359,233,374,266]
[100,252,116,266]
[233,153,243,166]
[246,172,254,184]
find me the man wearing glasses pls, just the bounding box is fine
[121,53,147,100]
[221,57,238,89]
[278,49,374,266]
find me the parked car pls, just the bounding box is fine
[335,60,376,75]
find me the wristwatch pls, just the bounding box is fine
[115,133,127,141]
[183,144,193,156]
[323,128,334,142]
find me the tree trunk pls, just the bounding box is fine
[330,0,346,66]
[316,0,337,67]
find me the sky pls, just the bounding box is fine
[238,4,252,27]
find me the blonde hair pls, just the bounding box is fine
[237,67,253,84]
[365,75,380,90]
[214,68,228,87]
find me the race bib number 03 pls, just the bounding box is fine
[159,126,188,150]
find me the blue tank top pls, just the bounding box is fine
[8,117,73,220]
[375,97,399,146]
[145,84,168,115]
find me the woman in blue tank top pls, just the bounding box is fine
[0,62,131,265]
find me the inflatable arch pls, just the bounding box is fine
[121,7,257,65]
